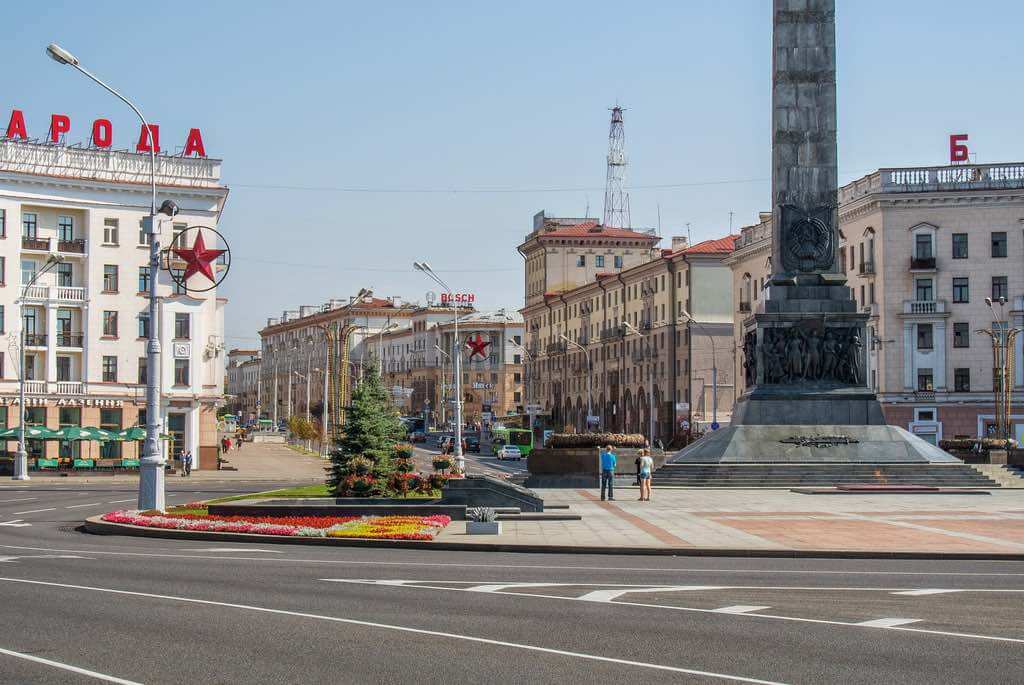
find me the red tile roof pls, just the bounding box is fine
[681,235,739,255]
[539,221,658,240]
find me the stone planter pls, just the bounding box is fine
[466,521,502,535]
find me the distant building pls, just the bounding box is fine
[727,161,1024,444]
[225,349,260,421]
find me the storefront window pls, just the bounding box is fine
[59,407,81,459]
[100,408,123,458]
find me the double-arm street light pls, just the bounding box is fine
[979,297,1021,443]
[413,261,464,473]
[623,321,656,444]
[559,334,594,432]
[508,339,538,436]
[11,253,64,480]
[681,309,718,431]
[47,43,179,510]
[434,342,450,428]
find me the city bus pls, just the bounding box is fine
[491,427,535,457]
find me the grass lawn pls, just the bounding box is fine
[203,483,440,505]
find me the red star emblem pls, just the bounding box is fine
[173,230,225,283]
[465,334,491,360]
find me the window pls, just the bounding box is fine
[917,323,933,350]
[952,233,968,259]
[953,322,970,348]
[0,407,6,428]
[56,356,71,382]
[24,407,46,426]
[915,278,933,302]
[613,255,623,269]
[21,259,36,285]
[991,231,1007,258]
[915,233,932,259]
[138,266,150,293]
[0,208,5,237]
[171,268,186,295]
[57,262,72,287]
[24,355,35,381]
[172,223,187,248]
[952,277,969,303]
[174,313,190,339]
[174,359,190,385]
[0,256,4,285]
[103,218,119,245]
[994,368,1004,392]
[917,368,934,391]
[513,354,521,364]
[22,212,37,238]
[138,357,148,384]
[103,265,118,292]
[992,276,1008,301]
[57,215,73,241]
[0,305,4,334]
[576,255,586,267]
[0,352,4,378]
[138,313,150,338]
[595,255,605,268]
[869,282,876,304]
[138,219,152,246]
[100,409,123,458]
[954,368,971,392]
[102,356,117,382]
[103,311,118,337]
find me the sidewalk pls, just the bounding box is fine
[437,486,1024,555]
[14,442,327,484]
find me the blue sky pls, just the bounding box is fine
[5,1,1022,347]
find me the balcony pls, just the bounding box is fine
[600,328,623,342]
[859,261,875,275]
[57,238,86,254]
[738,301,751,312]
[56,381,85,395]
[56,333,84,348]
[24,381,46,394]
[23,334,47,347]
[546,342,566,355]
[902,299,949,316]
[22,236,50,251]
[19,286,86,303]
[910,256,936,271]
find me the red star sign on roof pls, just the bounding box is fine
[465,334,491,360]
[173,230,225,283]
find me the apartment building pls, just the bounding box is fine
[727,161,1024,444]
[225,349,260,421]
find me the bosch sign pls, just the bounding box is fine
[4,108,208,157]
[440,292,475,304]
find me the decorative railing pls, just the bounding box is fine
[56,333,84,347]
[910,256,936,270]
[56,381,85,395]
[24,381,47,394]
[859,261,875,275]
[23,334,47,347]
[22,236,50,251]
[738,301,751,312]
[57,239,86,254]
[56,286,86,302]
[903,300,947,315]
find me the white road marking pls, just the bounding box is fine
[66,502,103,509]
[0,520,31,528]
[857,618,921,628]
[0,555,89,563]
[319,579,1024,644]
[467,583,565,593]
[0,645,142,684]
[892,589,962,596]
[11,508,55,515]
[714,606,772,615]
[108,499,136,504]
[0,577,786,685]
[579,586,726,602]
[187,548,285,554]
[0,497,37,503]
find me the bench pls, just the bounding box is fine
[73,458,95,470]
[35,458,59,470]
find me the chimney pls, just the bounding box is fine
[299,305,316,318]
[267,317,278,327]
[671,236,689,251]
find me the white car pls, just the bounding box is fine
[497,445,522,461]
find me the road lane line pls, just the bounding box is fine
[0,645,142,684]
[11,508,55,515]
[0,498,37,504]
[66,502,103,509]
[713,606,772,615]
[0,577,786,684]
[108,499,136,504]
[467,583,564,593]
[892,589,962,596]
[579,586,725,602]
[857,618,921,628]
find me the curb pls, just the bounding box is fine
[82,516,1024,560]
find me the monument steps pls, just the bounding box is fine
[652,464,997,488]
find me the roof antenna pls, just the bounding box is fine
[729,211,734,234]
[657,203,662,235]
[584,195,590,218]
[686,222,692,245]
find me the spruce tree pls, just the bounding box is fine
[328,358,407,493]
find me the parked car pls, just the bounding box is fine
[465,436,480,453]
[497,445,522,461]
[409,430,426,443]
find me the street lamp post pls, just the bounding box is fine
[434,342,450,428]
[624,322,656,444]
[509,339,537,436]
[47,43,179,510]
[560,334,593,432]
[414,261,464,473]
[377,322,399,374]
[979,297,1021,443]
[12,253,64,480]
[681,309,718,431]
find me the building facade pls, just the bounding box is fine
[380,310,525,428]
[225,349,260,420]
[727,162,1024,444]
[0,138,228,468]
[520,222,737,443]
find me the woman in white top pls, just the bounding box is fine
[638,449,654,501]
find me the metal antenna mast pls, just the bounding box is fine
[602,105,630,229]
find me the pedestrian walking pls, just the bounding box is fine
[235,430,244,451]
[177,448,186,473]
[634,452,642,486]
[638,449,654,501]
[599,444,617,501]
[183,450,193,477]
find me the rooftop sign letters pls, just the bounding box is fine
[4,109,207,157]
[440,292,475,305]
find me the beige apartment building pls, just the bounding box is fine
[520,214,737,443]
[727,161,1024,445]
[225,349,260,421]
[380,310,525,428]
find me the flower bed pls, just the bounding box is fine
[102,510,450,540]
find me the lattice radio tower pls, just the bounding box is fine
[602,105,631,229]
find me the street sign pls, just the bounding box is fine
[586,415,600,425]
[525,403,543,414]
[675,402,689,411]
[711,421,720,430]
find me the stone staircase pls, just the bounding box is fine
[652,463,999,488]
[970,464,1024,488]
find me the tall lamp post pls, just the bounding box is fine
[979,297,1021,444]
[12,253,64,480]
[623,321,656,444]
[47,43,180,510]
[681,309,718,431]
[509,339,537,436]
[559,334,593,432]
[414,261,464,473]
[434,342,450,429]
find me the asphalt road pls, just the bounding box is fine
[0,480,1021,684]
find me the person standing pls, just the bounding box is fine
[183,450,193,477]
[600,444,617,501]
[638,449,654,501]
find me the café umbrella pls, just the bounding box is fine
[0,426,57,439]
